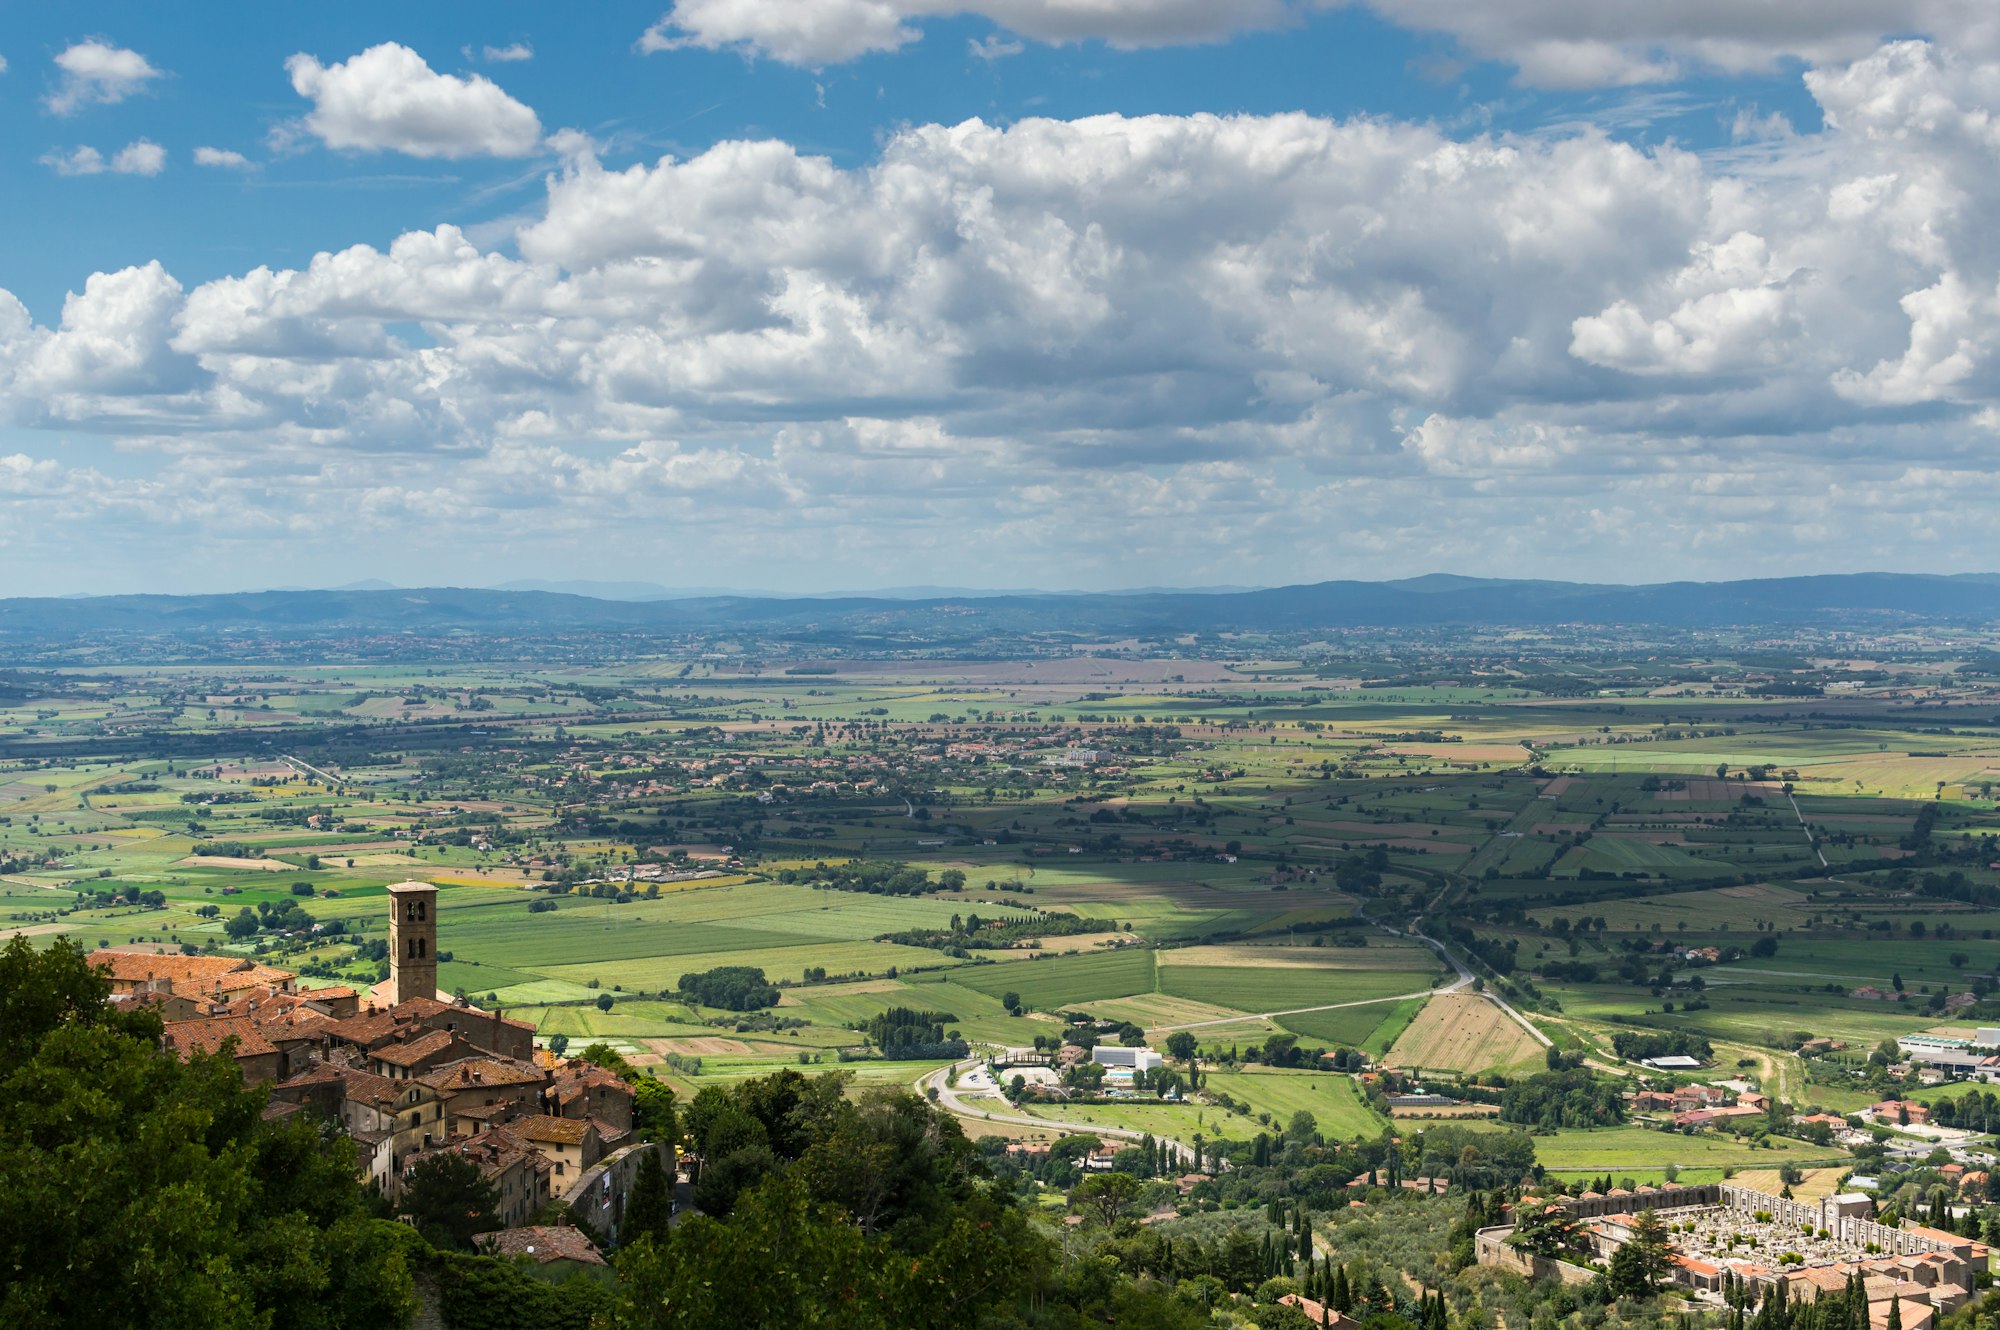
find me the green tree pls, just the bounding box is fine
[1606,1209,1674,1298]
[580,1041,640,1080]
[613,1173,1041,1330]
[633,1076,677,1142]
[1510,1203,1586,1260]
[622,1147,674,1247]
[0,937,416,1328]
[1165,1031,1198,1062]
[397,1152,500,1253]
[1071,1171,1142,1228]
[225,905,260,939]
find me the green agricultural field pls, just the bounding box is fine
[1012,1102,1218,1145]
[10,649,2000,1142]
[1156,963,1434,1016]
[537,939,959,991]
[1197,1068,1388,1140]
[1424,1120,1840,1176]
[944,948,1158,1010]
[1520,1125,1843,1173]
[1274,999,1420,1052]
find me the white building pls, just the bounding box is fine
[1092,1046,1163,1073]
[1899,1036,2000,1079]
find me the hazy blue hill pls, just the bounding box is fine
[8,573,2000,639]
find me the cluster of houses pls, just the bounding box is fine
[95,883,657,1253]
[1852,989,1981,1016]
[1896,1032,2000,1083]
[1628,1081,1774,1130]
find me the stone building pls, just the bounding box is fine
[386,881,438,1005]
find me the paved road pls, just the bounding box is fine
[1146,986,1449,1034]
[281,754,344,787]
[1786,790,1829,868]
[1392,884,1553,1051]
[914,1059,1200,1167]
[1148,886,1482,1034]
[1145,878,1552,1055]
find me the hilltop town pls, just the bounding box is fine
[97,882,662,1263]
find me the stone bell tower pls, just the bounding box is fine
[387,881,439,1004]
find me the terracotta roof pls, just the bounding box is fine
[450,1102,516,1122]
[1279,1295,1359,1327]
[340,1068,430,1113]
[508,1114,593,1146]
[95,952,292,992]
[249,1006,336,1040]
[163,1015,278,1060]
[374,1028,461,1066]
[420,1057,548,1092]
[551,1062,631,1093]
[276,1061,346,1091]
[474,1226,605,1266]
[1905,1226,1973,1248]
[407,1125,544,1181]
[1788,1267,1852,1293]
[325,1012,407,1049]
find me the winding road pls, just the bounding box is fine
[914,1059,1200,1167]
[914,876,1556,1155]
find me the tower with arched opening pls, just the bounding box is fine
[387,880,439,1005]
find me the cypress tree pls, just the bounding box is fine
[621,1145,673,1247]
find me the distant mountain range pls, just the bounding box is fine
[6,573,2000,640]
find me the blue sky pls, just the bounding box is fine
[0,2,1991,595]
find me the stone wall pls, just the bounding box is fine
[1715,1185,1956,1257]
[1474,1227,1597,1287]
[561,1141,664,1248]
[1551,1183,1719,1219]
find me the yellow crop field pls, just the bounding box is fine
[1386,994,1545,1076]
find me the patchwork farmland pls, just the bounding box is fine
[4,638,2000,1186]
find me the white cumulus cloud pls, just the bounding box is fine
[6,38,2000,586]
[283,43,543,158]
[40,139,167,177]
[111,140,167,175]
[193,146,253,170]
[47,40,162,114]
[640,0,1297,66]
[637,0,2000,84]
[1356,0,2000,87]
